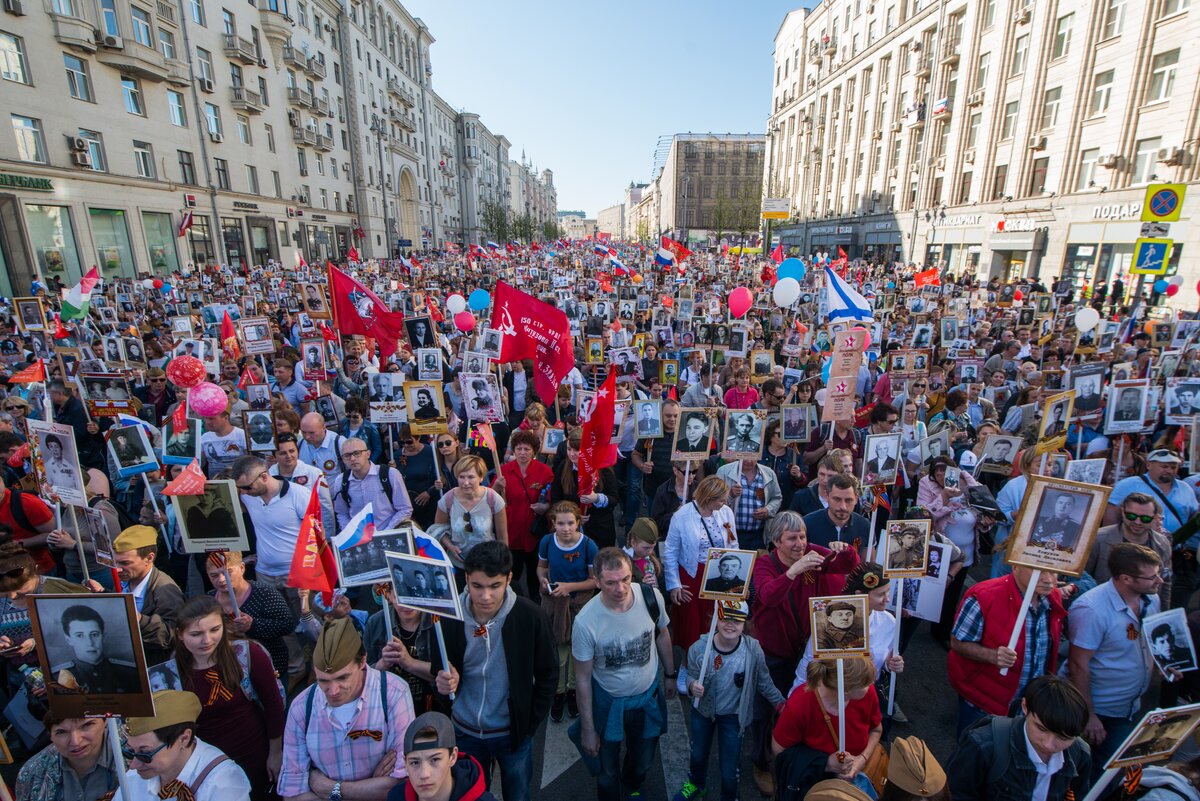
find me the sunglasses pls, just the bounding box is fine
[400,439,415,446]
[235,472,267,491]
[122,741,169,763]
[1123,511,1155,524]
[3,405,21,411]
[461,514,474,535]
[0,566,27,579]
[437,440,454,448]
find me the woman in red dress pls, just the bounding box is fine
[496,429,554,599]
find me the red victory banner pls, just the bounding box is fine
[578,371,618,496]
[162,458,206,496]
[493,281,574,403]
[288,484,338,594]
[327,262,406,358]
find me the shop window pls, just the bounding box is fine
[90,208,135,276]
[25,204,82,280]
[142,211,181,273]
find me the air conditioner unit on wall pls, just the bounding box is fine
[66,135,87,151]
[1098,154,1121,168]
[1027,135,1047,150]
[72,151,93,167]
[101,34,123,48]
[3,0,26,16]
[209,131,223,143]
[1157,147,1186,166]
[199,77,214,93]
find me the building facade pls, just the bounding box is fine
[766,0,1200,292]
[596,202,623,238]
[508,157,556,234]
[654,133,765,247]
[0,0,551,293]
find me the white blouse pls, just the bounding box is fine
[663,501,739,591]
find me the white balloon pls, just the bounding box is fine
[772,277,801,307]
[141,278,156,290]
[815,388,828,405]
[1169,274,1186,287]
[446,293,467,314]
[1074,307,1101,332]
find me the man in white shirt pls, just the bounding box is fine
[200,407,247,478]
[270,433,335,536]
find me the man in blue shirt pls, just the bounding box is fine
[272,357,311,415]
[1066,542,1162,779]
[801,473,870,549]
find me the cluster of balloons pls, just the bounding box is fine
[164,355,228,416]
[445,289,492,332]
[140,278,169,293]
[1153,274,1187,297]
[777,258,807,283]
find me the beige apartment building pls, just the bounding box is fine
[0,0,551,295]
[767,0,1200,293]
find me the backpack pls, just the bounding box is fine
[638,583,661,630]
[161,639,285,709]
[90,495,139,532]
[338,465,394,508]
[959,714,1016,784]
[3,488,34,534]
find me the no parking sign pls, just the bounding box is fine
[1142,183,1186,223]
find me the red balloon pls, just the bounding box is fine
[661,296,674,308]
[152,279,164,289]
[1166,284,1180,297]
[453,311,476,333]
[1013,289,1023,301]
[165,355,207,389]
[728,287,754,318]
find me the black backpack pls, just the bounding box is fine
[338,466,395,509]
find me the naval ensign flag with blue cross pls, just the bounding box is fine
[823,266,875,323]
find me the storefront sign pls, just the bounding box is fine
[836,225,854,234]
[931,214,982,227]
[232,201,259,211]
[1092,202,1143,220]
[874,221,897,230]
[810,226,837,235]
[311,214,327,222]
[183,193,198,208]
[994,218,1037,233]
[0,173,53,191]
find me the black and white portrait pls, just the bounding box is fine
[302,340,326,375]
[673,409,714,461]
[883,520,931,577]
[14,297,46,333]
[247,383,272,410]
[634,400,663,438]
[920,431,951,467]
[1065,458,1106,485]
[480,328,503,360]
[334,526,411,587]
[238,316,275,355]
[610,347,643,380]
[404,381,446,435]
[417,348,442,381]
[780,404,813,443]
[161,417,200,466]
[1144,608,1198,678]
[28,419,86,507]
[1071,369,1104,415]
[106,424,158,477]
[699,548,755,600]
[102,336,124,365]
[387,550,462,619]
[542,426,566,455]
[1166,379,1200,424]
[724,410,764,458]
[172,480,250,553]
[1028,488,1090,552]
[148,660,182,692]
[368,373,397,403]
[405,316,436,348]
[809,595,871,658]
[752,349,774,378]
[861,432,902,486]
[461,373,504,424]
[1107,382,1148,433]
[315,394,339,427]
[29,593,153,718]
[245,410,276,452]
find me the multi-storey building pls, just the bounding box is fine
[766,0,1200,292]
[652,133,765,247]
[622,181,647,240]
[455,112,508,245]
[0,0,553,293]
[596,202,623,238]
[509,157,556,233]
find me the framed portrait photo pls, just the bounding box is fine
[461,351,490,375]
[585,338,605,365]
[106,423,158,478]
[861,432,902,487]
[1165,378,1200,426]
[335,525,412,587]
[1035,390,1075,454]
[673,408,715,462]
[244,409,276,453]
[386,550,463,620]
[919,431,951,467]
[78,372,133,416]
[633,399,663,439]
[698,548,756,601]
[780,404,816,444]
[1105,704,1200,770]
[1107,380,1150,435]
[1144,608,1198,679]
[975,434,1022,476]
[299,339,327,376]
[1064,458,1106,485]
[659,359,679,386]
[882,519,931,578]
[404,380,447,436]
[28,593,154,718]
[172,480,250,553]
[809,595,871,659]
[14,296,46,333]
[479,328,503,360]
[404,316,436,349]
[148,660,183,692]
[460,373,504,424]
[541,426,566,455]
[723,409,765,460]
[238,316,276,356]
[314,394,339,427]
[300,282,330,319]
[27,419,87,507]
[416,348,443,381]
[1006,475,1111,576]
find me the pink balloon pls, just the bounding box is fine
[188,381,228,417]
[454,311,476,332]
[1166,283,1180,297]
[849,326,871,350]
[728,287,753,318]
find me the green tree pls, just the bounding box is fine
[481,201,510,242]
[635,218,651,244]
[542,220,561,241]
[510,213,536,243]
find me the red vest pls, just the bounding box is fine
[947,574,1066,715]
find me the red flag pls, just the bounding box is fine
[577,371,618,497]
[318,322,338,343]
[176,209,194,238]
[8,360,45,384]
[327,263,406,359]
[288,484,339,594]
[425,296,445,323]
[494,282,574,403]
[662,236,692,263]
[221,311,242,361]
[347,245,360,263]
[236,366,256,391]
[770,243,784,264]
[171,396,188,435]
[162,458,206,496]
[914,268,941,288]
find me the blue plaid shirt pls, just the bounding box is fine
[734,472,766,535]
[952,592,1052,699]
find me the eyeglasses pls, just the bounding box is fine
[399,439,415,446]
[437,440,454,448]
[342,449,368,459]
[772,393,786,401]
[0,566,27,579]
[150,378,167,383]
[122,742,169,763]
[1132,571,1164,582]
[885,417,899,424]
[461,514,474,534]
[1123,511,1155,524]
[235,472,267,491]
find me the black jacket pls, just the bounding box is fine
[433,594,558,748]
[55,395,105,470]
[947,714,1091,801]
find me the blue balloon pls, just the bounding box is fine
[778,258,806,282]
[1154,279,1170,294]
[161,283,172,294]
[886,281,896,289]
[468,289,491,311]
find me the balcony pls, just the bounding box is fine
[256,0,291,48]
[224,34,257,64]
[287,86,313,108]
[941,37,961,65]
[388,136,418,161]
[823,36,837,55]
[282,44,308,70]
[440,143,453,158]
[315,133,333,151]
[231,86,265,113]
[51,13,98,52]
[914,56,933,78]
[156,0,175,24]
[394,110,416,132]
[306,56,325,79]
[166,58,190,85]
[293,127,317,146]
[314,95,330,116]
[96,39,172,82]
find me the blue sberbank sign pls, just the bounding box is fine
[0,173,53,191]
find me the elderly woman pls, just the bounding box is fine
[665,475,739,654]
[496,429,553,599]
[917,456,985,646]
[747,510,859,793]
[434,455,507,570]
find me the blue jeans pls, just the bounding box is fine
[621,456,644,528]
[452,730,534,801]
[957,696,988,737]
[598,705,661,801]
[1092,715,1137,781]
[689,712,741,801]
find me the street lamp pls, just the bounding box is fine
[369,114,391,258]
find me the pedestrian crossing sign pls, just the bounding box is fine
[1130,237,1173,275]
[1142,183,1186,222]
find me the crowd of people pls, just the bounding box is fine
[0,242,1197,801]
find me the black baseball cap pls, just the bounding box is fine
[404,712,457,753]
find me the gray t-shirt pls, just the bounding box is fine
[572,587,670,697]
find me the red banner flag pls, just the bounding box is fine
[221,311,242,361]
[914,268,941,288]
[493,281,574,403]
[288,484,338,594]
[327,263,406,359]
[8,360,45,384]
[770,243,784,264]
[162,458,206,496]
[171,396,188,435]
[236,366,256,391]
[577,370,618,497]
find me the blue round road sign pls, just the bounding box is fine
[1150,188,1180,219]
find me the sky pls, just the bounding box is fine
[405,0,806,217]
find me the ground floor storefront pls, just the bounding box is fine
[0,167,355,295]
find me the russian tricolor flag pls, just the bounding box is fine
[654,247,675,267]
[611,257,630,276]
[485,240,500,250]
[593,243,609,255]
[412,527,449,562]
[333,504,375,550]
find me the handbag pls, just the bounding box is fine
[821,706,890,796]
